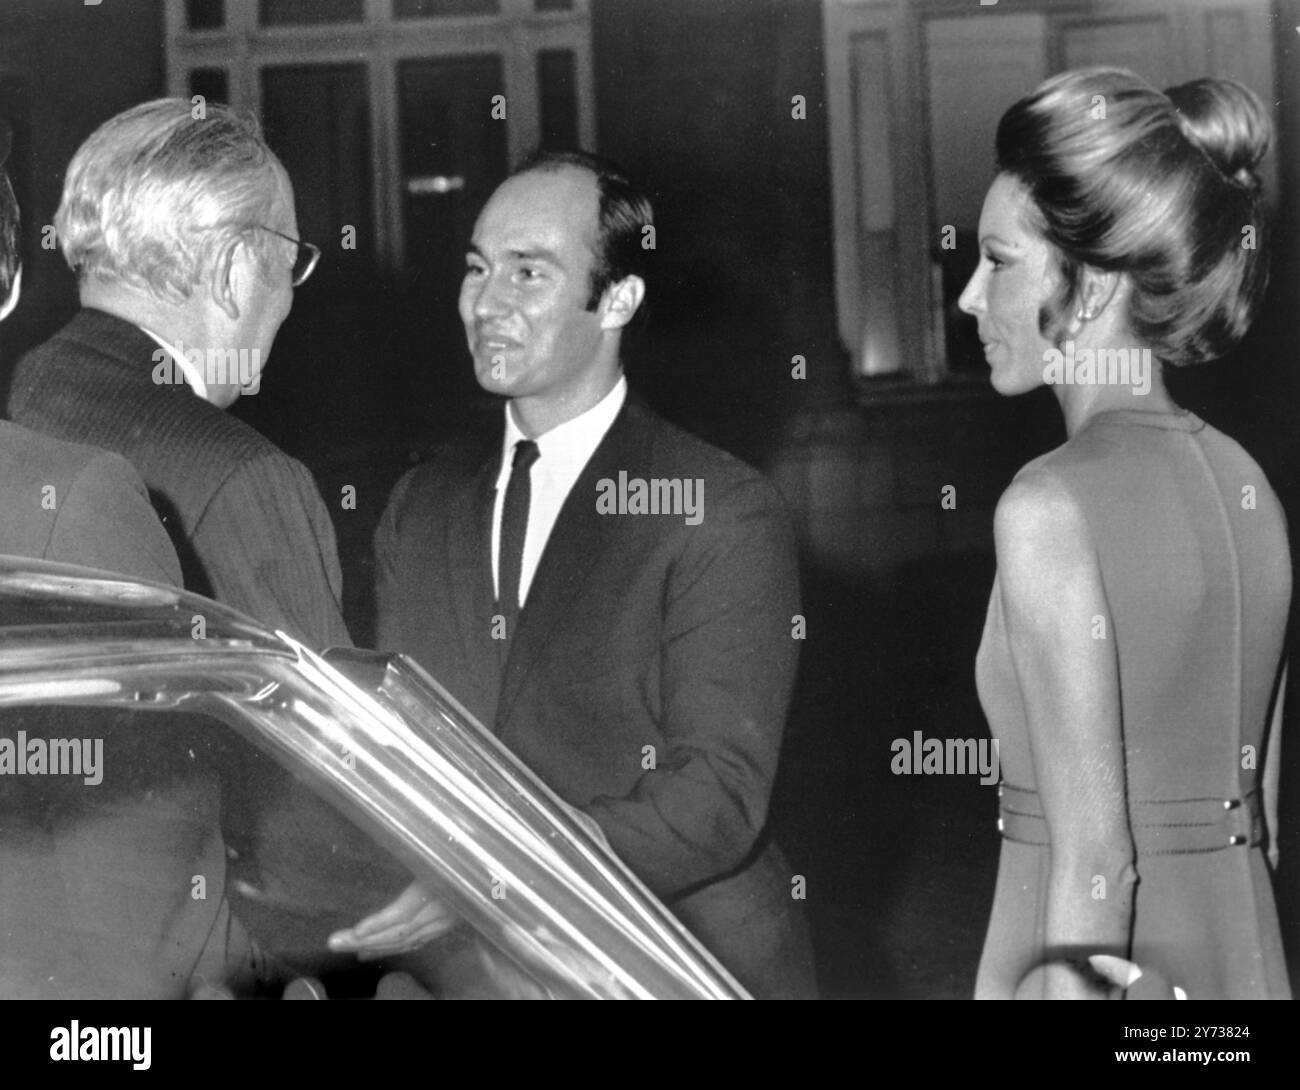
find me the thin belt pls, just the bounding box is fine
[998,782,1263,856]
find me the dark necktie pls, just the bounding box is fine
[498,438,540,645]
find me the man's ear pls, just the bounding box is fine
[599,274,645,332]
[209,237,244,322]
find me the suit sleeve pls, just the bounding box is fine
[373,467,418,655]
[583,475,801,898]
[190,452,352,649]
[47,451,183,586]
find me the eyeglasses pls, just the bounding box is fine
[255,224,321,287]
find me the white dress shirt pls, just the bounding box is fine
[491,375,628,607]
[140,326,209,401]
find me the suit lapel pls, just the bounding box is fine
[496,399,650,729]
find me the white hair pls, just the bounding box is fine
[55,98,284,300]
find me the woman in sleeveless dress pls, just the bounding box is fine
[958,68,1290,999]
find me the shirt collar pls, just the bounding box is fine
[498,375,628,481]
[139,326,209,400]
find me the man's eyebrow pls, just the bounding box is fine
[509,246,564,265]
[464,242,565,266]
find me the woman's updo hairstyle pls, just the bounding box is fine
[995,67,1272,366]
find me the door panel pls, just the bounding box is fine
[537,48,579,149]
[398,53,507,309]
[397,54,508,402]
[262,63,375,282]
[246,65,381,450]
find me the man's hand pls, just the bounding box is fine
[326,882,456,960]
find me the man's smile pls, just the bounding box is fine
[474,331,522,353]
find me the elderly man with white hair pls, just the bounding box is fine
[6,99,450,984]
[9,97,345,649]
[0,116,180,583]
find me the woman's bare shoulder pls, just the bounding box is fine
[994,466,1098,611]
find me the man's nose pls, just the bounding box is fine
[471,272,510,319]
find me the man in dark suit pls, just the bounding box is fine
[2,101,434,979]
[368,150,816,998]
[0,116,177,583]
[0,126,176,583]
[0,158,175,585]
[0,422,179,585]
[8,98,346,649]
[0,130,237,998]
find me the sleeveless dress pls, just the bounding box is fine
[975,408,1291,999]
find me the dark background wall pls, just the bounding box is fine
[591,0,842,458]
[2,0,1298,999]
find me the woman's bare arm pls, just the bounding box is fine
[995,469,1136,999]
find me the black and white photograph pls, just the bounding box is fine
[1,0,1298,1065]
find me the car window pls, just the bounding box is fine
[0,649,742,999]
[0,700,415,999]
[0,562,741,999]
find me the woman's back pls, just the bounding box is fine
[976,407,1291,998]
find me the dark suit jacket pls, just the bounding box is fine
[0,421,221,997]
[0,420,180,583]
[8,307,350,649]
[4,314,403,996]
[375,393,816,998]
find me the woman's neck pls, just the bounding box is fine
[1050,346,1178,437]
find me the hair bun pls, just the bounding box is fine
[1166,78,1271,195]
